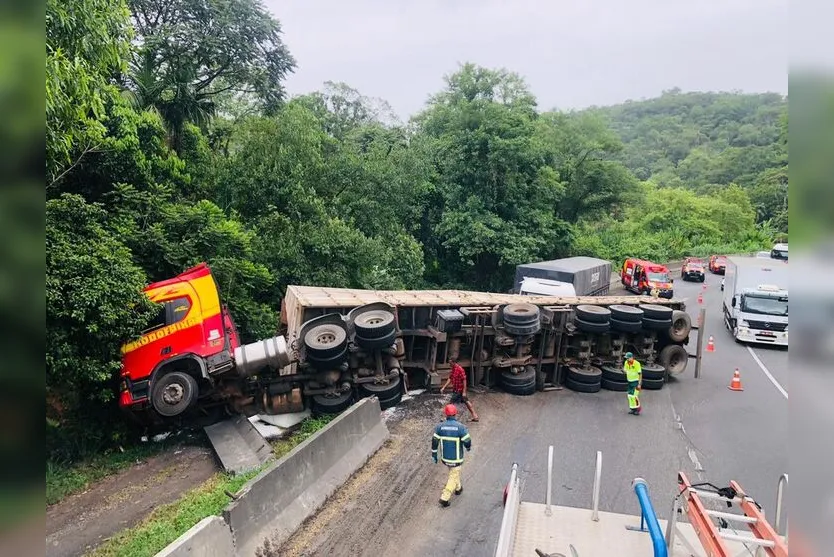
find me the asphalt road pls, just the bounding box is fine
[283,272,791,556]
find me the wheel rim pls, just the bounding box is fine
[317,331,337,344]
[162,383,184,405]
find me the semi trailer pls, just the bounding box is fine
[118,262,696,425]
[514,257,612,297]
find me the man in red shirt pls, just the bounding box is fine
[440,360,479,422]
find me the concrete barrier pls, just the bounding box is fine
[225,396,389,556]
[155,516,235,557]
[154,396,389,557]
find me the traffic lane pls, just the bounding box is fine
[668,284,788,518]
[390,388,699,557]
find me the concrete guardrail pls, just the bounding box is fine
[154,396,390,557]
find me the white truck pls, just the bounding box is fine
[722,256,788,346]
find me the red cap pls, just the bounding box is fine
[444,404,458,417]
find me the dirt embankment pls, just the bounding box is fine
[46,444,218,557]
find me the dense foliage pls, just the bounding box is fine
[46,0,787,462]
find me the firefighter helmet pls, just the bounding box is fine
[444,404,458,417]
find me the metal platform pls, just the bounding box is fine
[509,503,756,557]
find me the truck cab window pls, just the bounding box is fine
[168,297,192,324]
[142,303,167,333]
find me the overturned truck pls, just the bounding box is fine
[118,263,694,425]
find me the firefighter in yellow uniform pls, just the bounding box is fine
[431,404,472,507]
[624,352,642,415]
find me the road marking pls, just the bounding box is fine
[746,346,788,399]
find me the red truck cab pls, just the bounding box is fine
[119,263,240,422]
[621,258,674,299]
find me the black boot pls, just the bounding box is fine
[439,499,450,507]
[455,487,463,495]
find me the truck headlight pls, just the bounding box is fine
[738,320,748,327]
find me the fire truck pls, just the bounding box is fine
[118,263,698,425]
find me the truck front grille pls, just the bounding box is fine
[746,320,787,332]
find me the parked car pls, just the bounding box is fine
[770,242,788,260]
[681,257,706,282]
[708,255,727,274]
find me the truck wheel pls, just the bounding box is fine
[601,364,627,382]
[151,371,199,417]
[609,304,643,322]
[566,365,602,384]
[611,318,642,333]
[377,390,403,410]
[642,363,666,381]
[500,367,536,387]
[601,377,629,392]
[312,390,354,414]
[503,303,540,326]
[659,345,688,375]
[668,310,692,342]
[353,309,396,339]
[639,304,673,320]
[575,318,610,334]
[641,376,665,390]
[575,305,611,323]
[566,377,601,393]
[359,374,402,399]
[305,324,348,359]
[355,329,398,351]
[504,320,541,336]
[642,317,672,331]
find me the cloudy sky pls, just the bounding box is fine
[264,0,788,119]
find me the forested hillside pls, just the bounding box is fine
[46,0,787,461]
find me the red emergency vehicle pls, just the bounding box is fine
[708,254,727,274]
[620,258,674,299]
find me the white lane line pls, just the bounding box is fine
[746,346,788,399]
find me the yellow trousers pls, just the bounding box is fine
[440,465,462,502]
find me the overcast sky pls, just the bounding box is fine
[265,0,788,120]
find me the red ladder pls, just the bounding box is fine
[674,472,788,557]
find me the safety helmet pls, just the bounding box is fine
[444,404,458,417]
[625,352,634,359]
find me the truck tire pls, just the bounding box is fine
[503,303,540,326]
[151,371,199,417]
[601,377,629,392]
[601,364,627,382]
[611,318,642,333]
[641,376,665,390]
[305,324,348,359]
[355,329,398,351]
[659,345,688,375]
[503,381,537,396]
[504,320,541,336]
[500,367,536,387]
[639,304,673,320]
[312,390,354,414]
[566,377,601,393]
[609,304,643,322]
[642,363,666,381]
[642,317,673,331]
[359,374,402,399]
[668,310,692,342]
[566,365,602,384]
[377,390,403,410]
[353,309,396,339]
[575,305,611,323]
[575,318,610,334]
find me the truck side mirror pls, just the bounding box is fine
[731,297,736,308]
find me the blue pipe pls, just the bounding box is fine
[632,477,668,557]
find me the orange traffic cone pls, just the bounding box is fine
[706,336,715,352]
[728,368,744,391]
[697,292,703,304]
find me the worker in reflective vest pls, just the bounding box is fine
[624,352,642,415]
[431,404,472,507]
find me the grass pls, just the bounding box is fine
[88,415,336,557]
[47,441,175,506]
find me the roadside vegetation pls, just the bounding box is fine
[46,0,787,477]
[88,415,334,556]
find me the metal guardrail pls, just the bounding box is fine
[495,463,521,557]
[591,451,602,521]
[631,478,668,557]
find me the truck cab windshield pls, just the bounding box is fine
[647,272,669,283]
[741,295,788,316]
